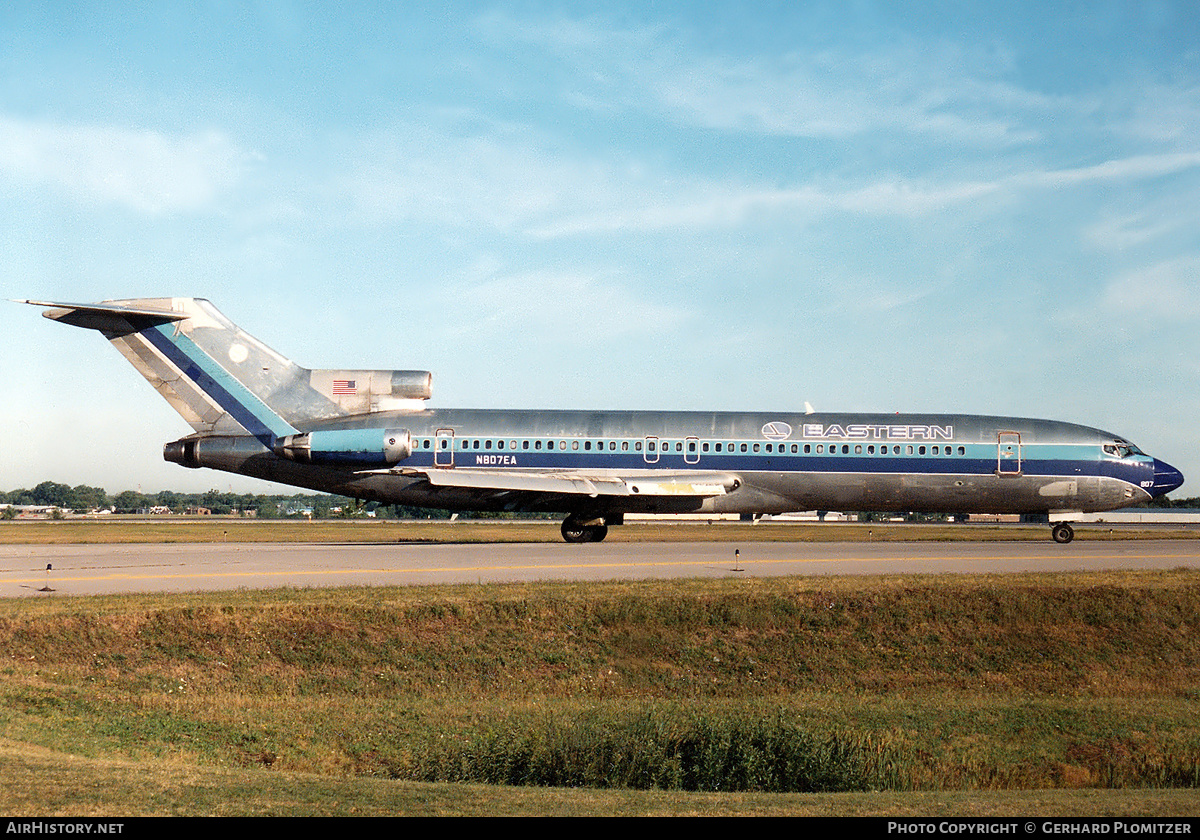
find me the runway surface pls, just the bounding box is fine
[3,539,1200,596]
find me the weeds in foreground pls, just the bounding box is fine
[2,572,1200,792]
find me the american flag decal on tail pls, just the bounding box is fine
[332,379,357,395]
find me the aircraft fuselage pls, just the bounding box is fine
[164,407,1182,541]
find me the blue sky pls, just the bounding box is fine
[2,1,1198,496]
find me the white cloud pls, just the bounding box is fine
[331,126,612,231]
[1025,151,1200,189]
[0,115,250,214]
[477,13,1042,145]
[1084,210,1193,251]
[527,149,1200,237]
[1102,257,1200,323]
[435,270,691,343]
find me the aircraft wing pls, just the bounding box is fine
[363,467,738,499]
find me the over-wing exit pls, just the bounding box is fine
[23,298,1184,544]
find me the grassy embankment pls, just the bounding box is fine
[1,568,1199,815]
[3,517,1199,544]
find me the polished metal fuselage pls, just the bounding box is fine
[175,407,1155,517]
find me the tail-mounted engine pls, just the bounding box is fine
[273,428,413,466]
[310,369,432,414]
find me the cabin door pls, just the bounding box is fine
[643,436,660,464]
[434,428,455,468]
[996,431,1021,475]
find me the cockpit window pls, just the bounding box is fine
[1104,441,1143,459]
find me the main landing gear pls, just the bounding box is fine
[561,515,609,543]
[1051,523,1075,544]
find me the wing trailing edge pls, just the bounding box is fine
[367,467,738,499]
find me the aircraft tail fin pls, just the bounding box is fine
[21,298,431,444]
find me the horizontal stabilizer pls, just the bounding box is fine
[18,299,187,332]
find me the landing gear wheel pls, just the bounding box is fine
[1051,523,1074,544]
[561,519,609,543]
[561,521,589,543]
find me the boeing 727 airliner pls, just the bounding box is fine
[23,297,1184,543]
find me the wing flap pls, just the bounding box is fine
[363,467,736,498]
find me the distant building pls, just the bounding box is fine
[1,504,65,519]
[1061,509,1200,524]
[766,511,858,522]
[624,513,740,522]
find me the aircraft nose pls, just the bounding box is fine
[1150,458,1184,498]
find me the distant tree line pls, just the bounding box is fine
[0,481,556,520]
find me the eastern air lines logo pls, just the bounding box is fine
[761,422,792,440]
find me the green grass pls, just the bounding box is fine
[2,517,1198,544]
[2,571,1200,814]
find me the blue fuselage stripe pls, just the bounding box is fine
[398,448,1154,486]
